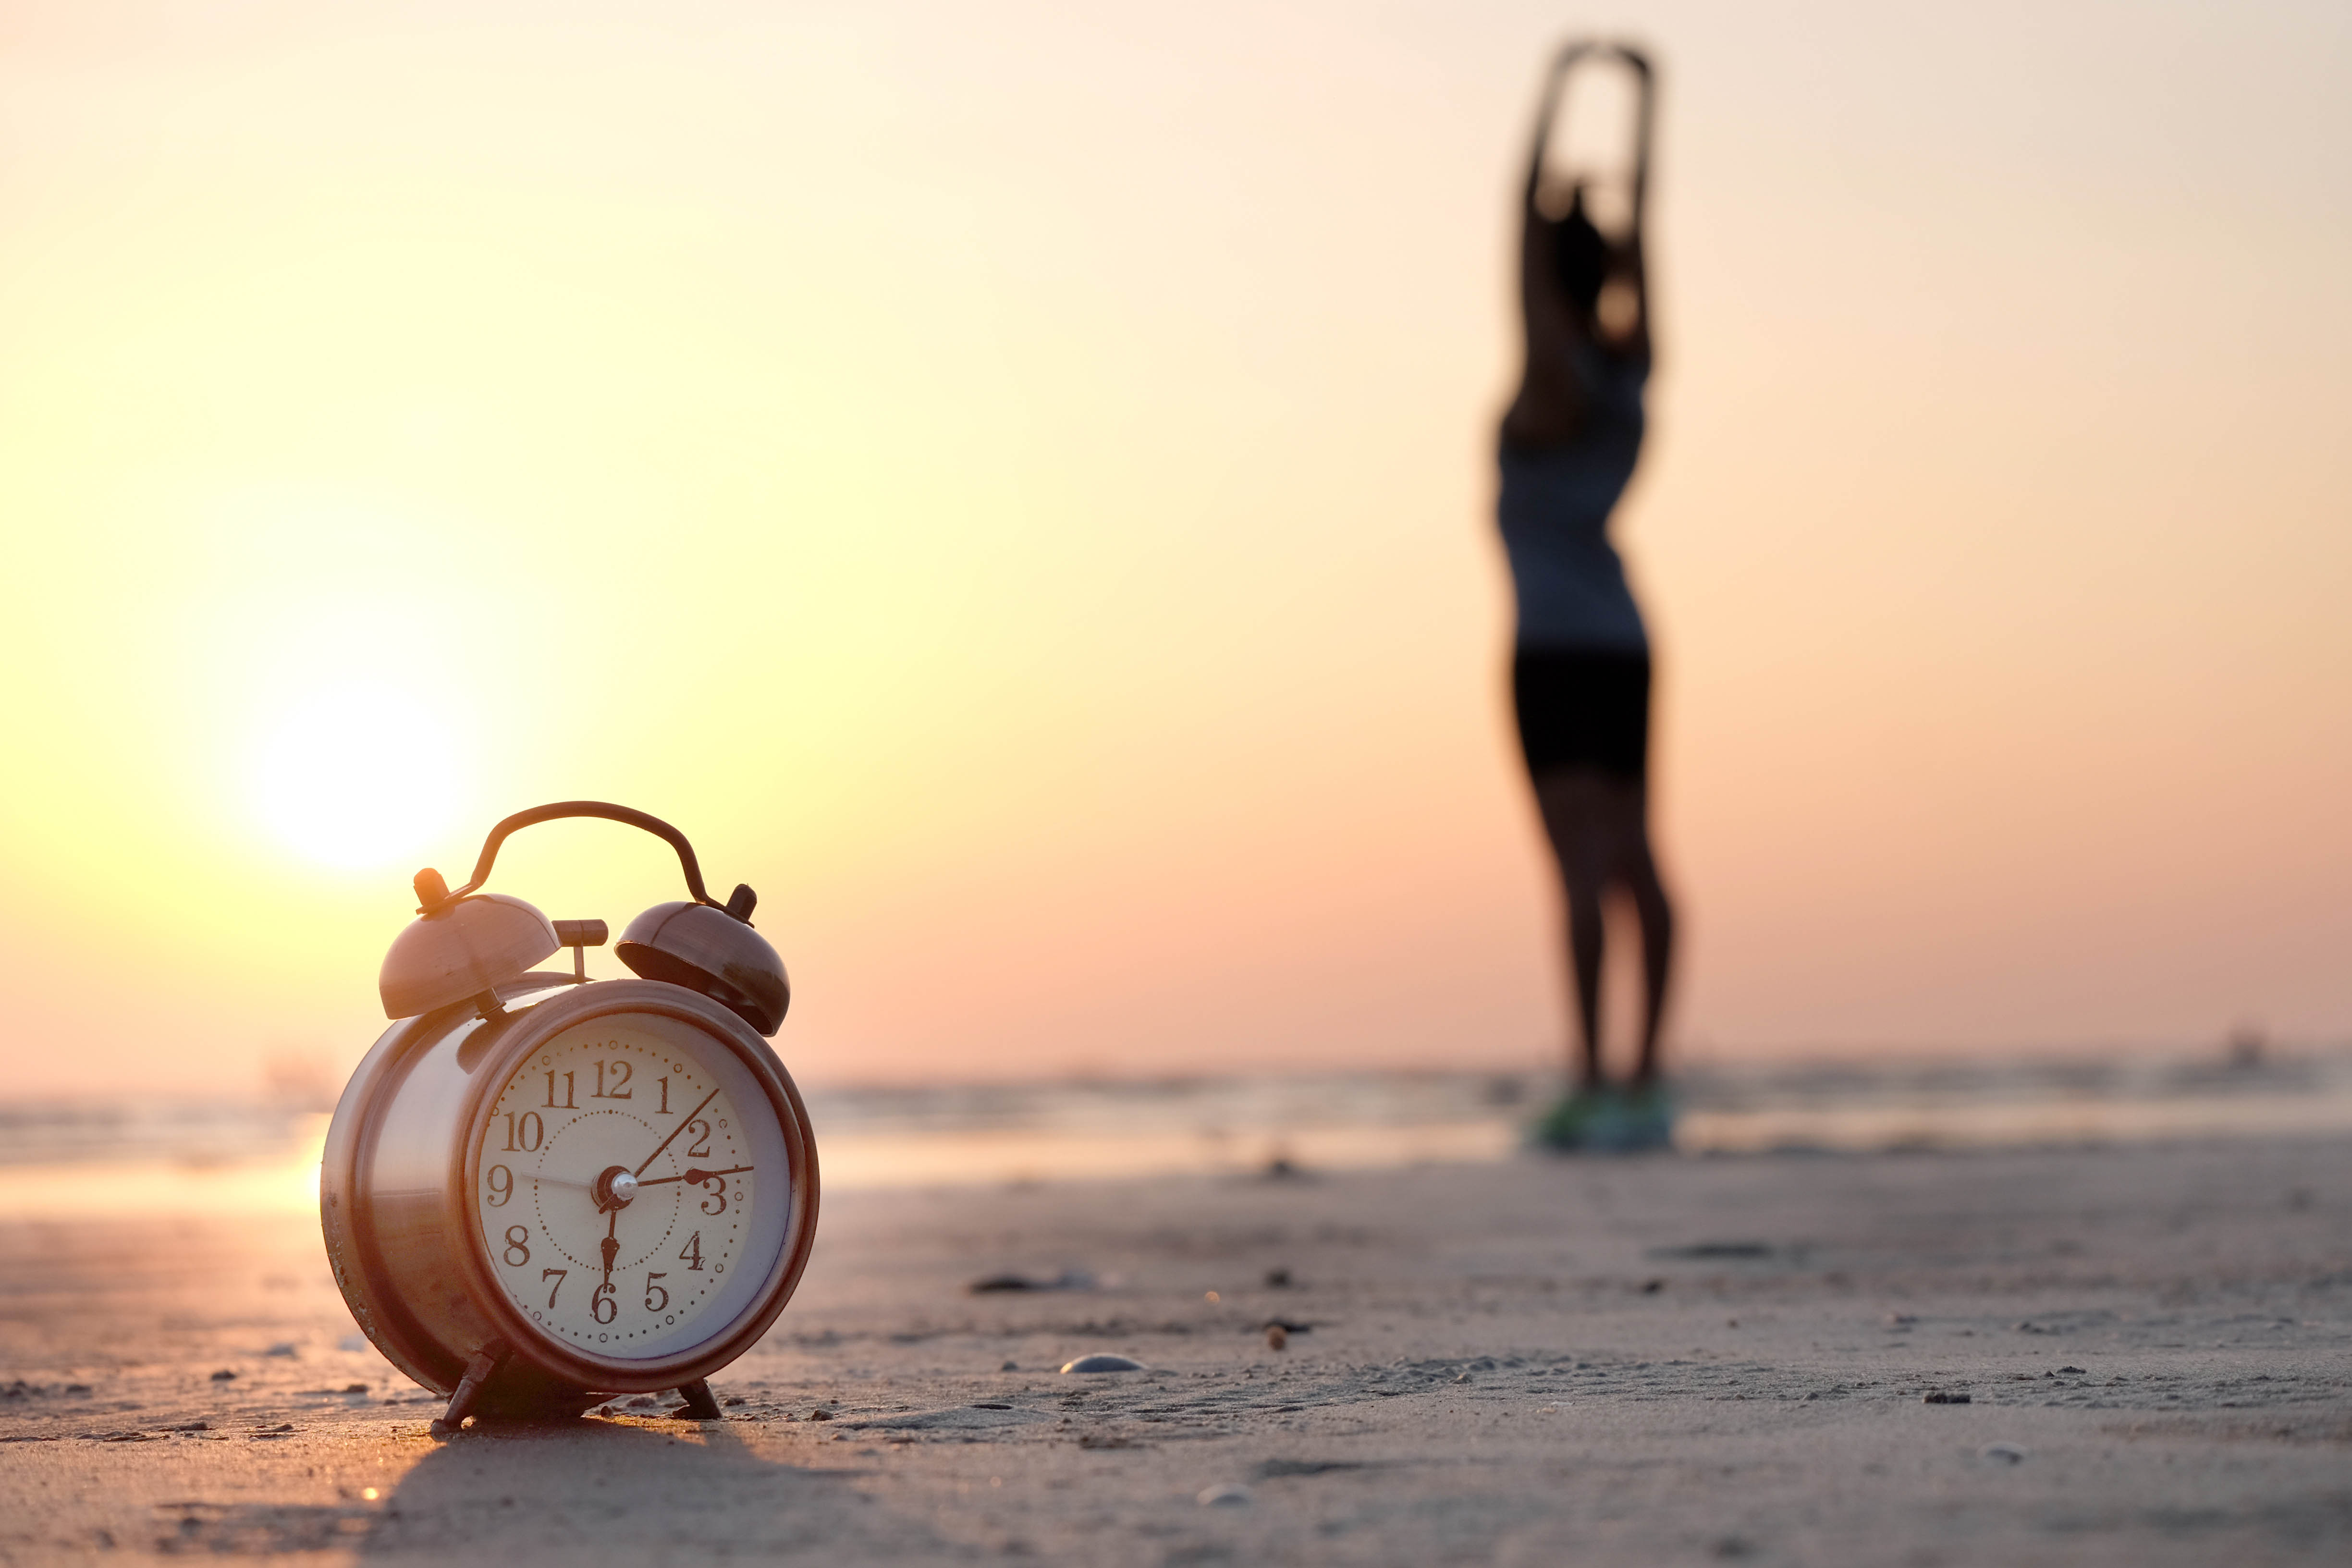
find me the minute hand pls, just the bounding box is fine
[633,1087,721,1177]
[637,1165,754,1187]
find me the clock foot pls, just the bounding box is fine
[430,1343,509,1436]
[674,1378,723,1421]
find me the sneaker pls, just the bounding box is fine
[1531,1084,1675,1153]
[1530,1087,1609,1151]
[1613,1082,1675,1152]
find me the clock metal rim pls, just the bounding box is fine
[448,980,821,1391]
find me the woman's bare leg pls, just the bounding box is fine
[1562,861,1606,1088]
[1534,768,1673,1088]
[1535,770,1620,1088]
[1627,846,1674,1085]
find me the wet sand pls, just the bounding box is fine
[4,1138,2349,1565]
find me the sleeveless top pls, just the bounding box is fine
[1496,346,1649,653]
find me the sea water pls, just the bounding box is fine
[3,1047,2349,1219]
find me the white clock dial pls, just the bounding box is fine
[475,1014,780,1360]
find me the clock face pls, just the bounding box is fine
[474,1011,788,1361]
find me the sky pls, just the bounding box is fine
[1,0,2347,1100]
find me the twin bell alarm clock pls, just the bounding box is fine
[320,802,819,1433]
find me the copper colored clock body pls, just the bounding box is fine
[321,976,818,1416]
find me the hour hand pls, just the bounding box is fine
[599,1206,619,1283]
[636,1165,754,1188]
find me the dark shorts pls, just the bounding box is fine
[1512,647,1651,781]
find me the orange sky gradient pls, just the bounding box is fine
[1,0,2347,1099]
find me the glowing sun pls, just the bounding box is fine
[251,681,463,869]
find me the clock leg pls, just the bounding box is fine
[674,1378,723,1420]
[431,1343,509,1436]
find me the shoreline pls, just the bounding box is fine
[10,1047,2352,1221]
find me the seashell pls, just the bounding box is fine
[1060,1354,1146,1374]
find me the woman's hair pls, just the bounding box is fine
[1548,186,1610,317]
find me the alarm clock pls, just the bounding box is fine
[320,802,819,1433]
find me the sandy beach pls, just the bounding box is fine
[4,1136,2349,1566]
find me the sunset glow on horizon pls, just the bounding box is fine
[1,0,2346,1100]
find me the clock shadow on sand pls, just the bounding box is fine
[353,1418,949,1561]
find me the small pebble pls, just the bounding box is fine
[723,1396,747,1407]
[808,1408,833,1421]
[2057,1365,2086,1374]
[1001,1361,1019,1372]
[64,1384,92,1395]
[1264,1267,1292,1288]
[1061,1354,1146,1374]
[1265,1325,1288,1350]
[209,1371,237,1382]
[1922,1392,1972,1405]
[342,1383,369,1395]
[1197,1483,1252,1507]
[1981,1443,2027,1463]
[1640,1279,1665,1295]
[626,1396,659,1408]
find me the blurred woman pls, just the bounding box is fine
[1498,52,1674,1148]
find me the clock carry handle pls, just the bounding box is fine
[1525,38,1654,233]
[413,801,752,920]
